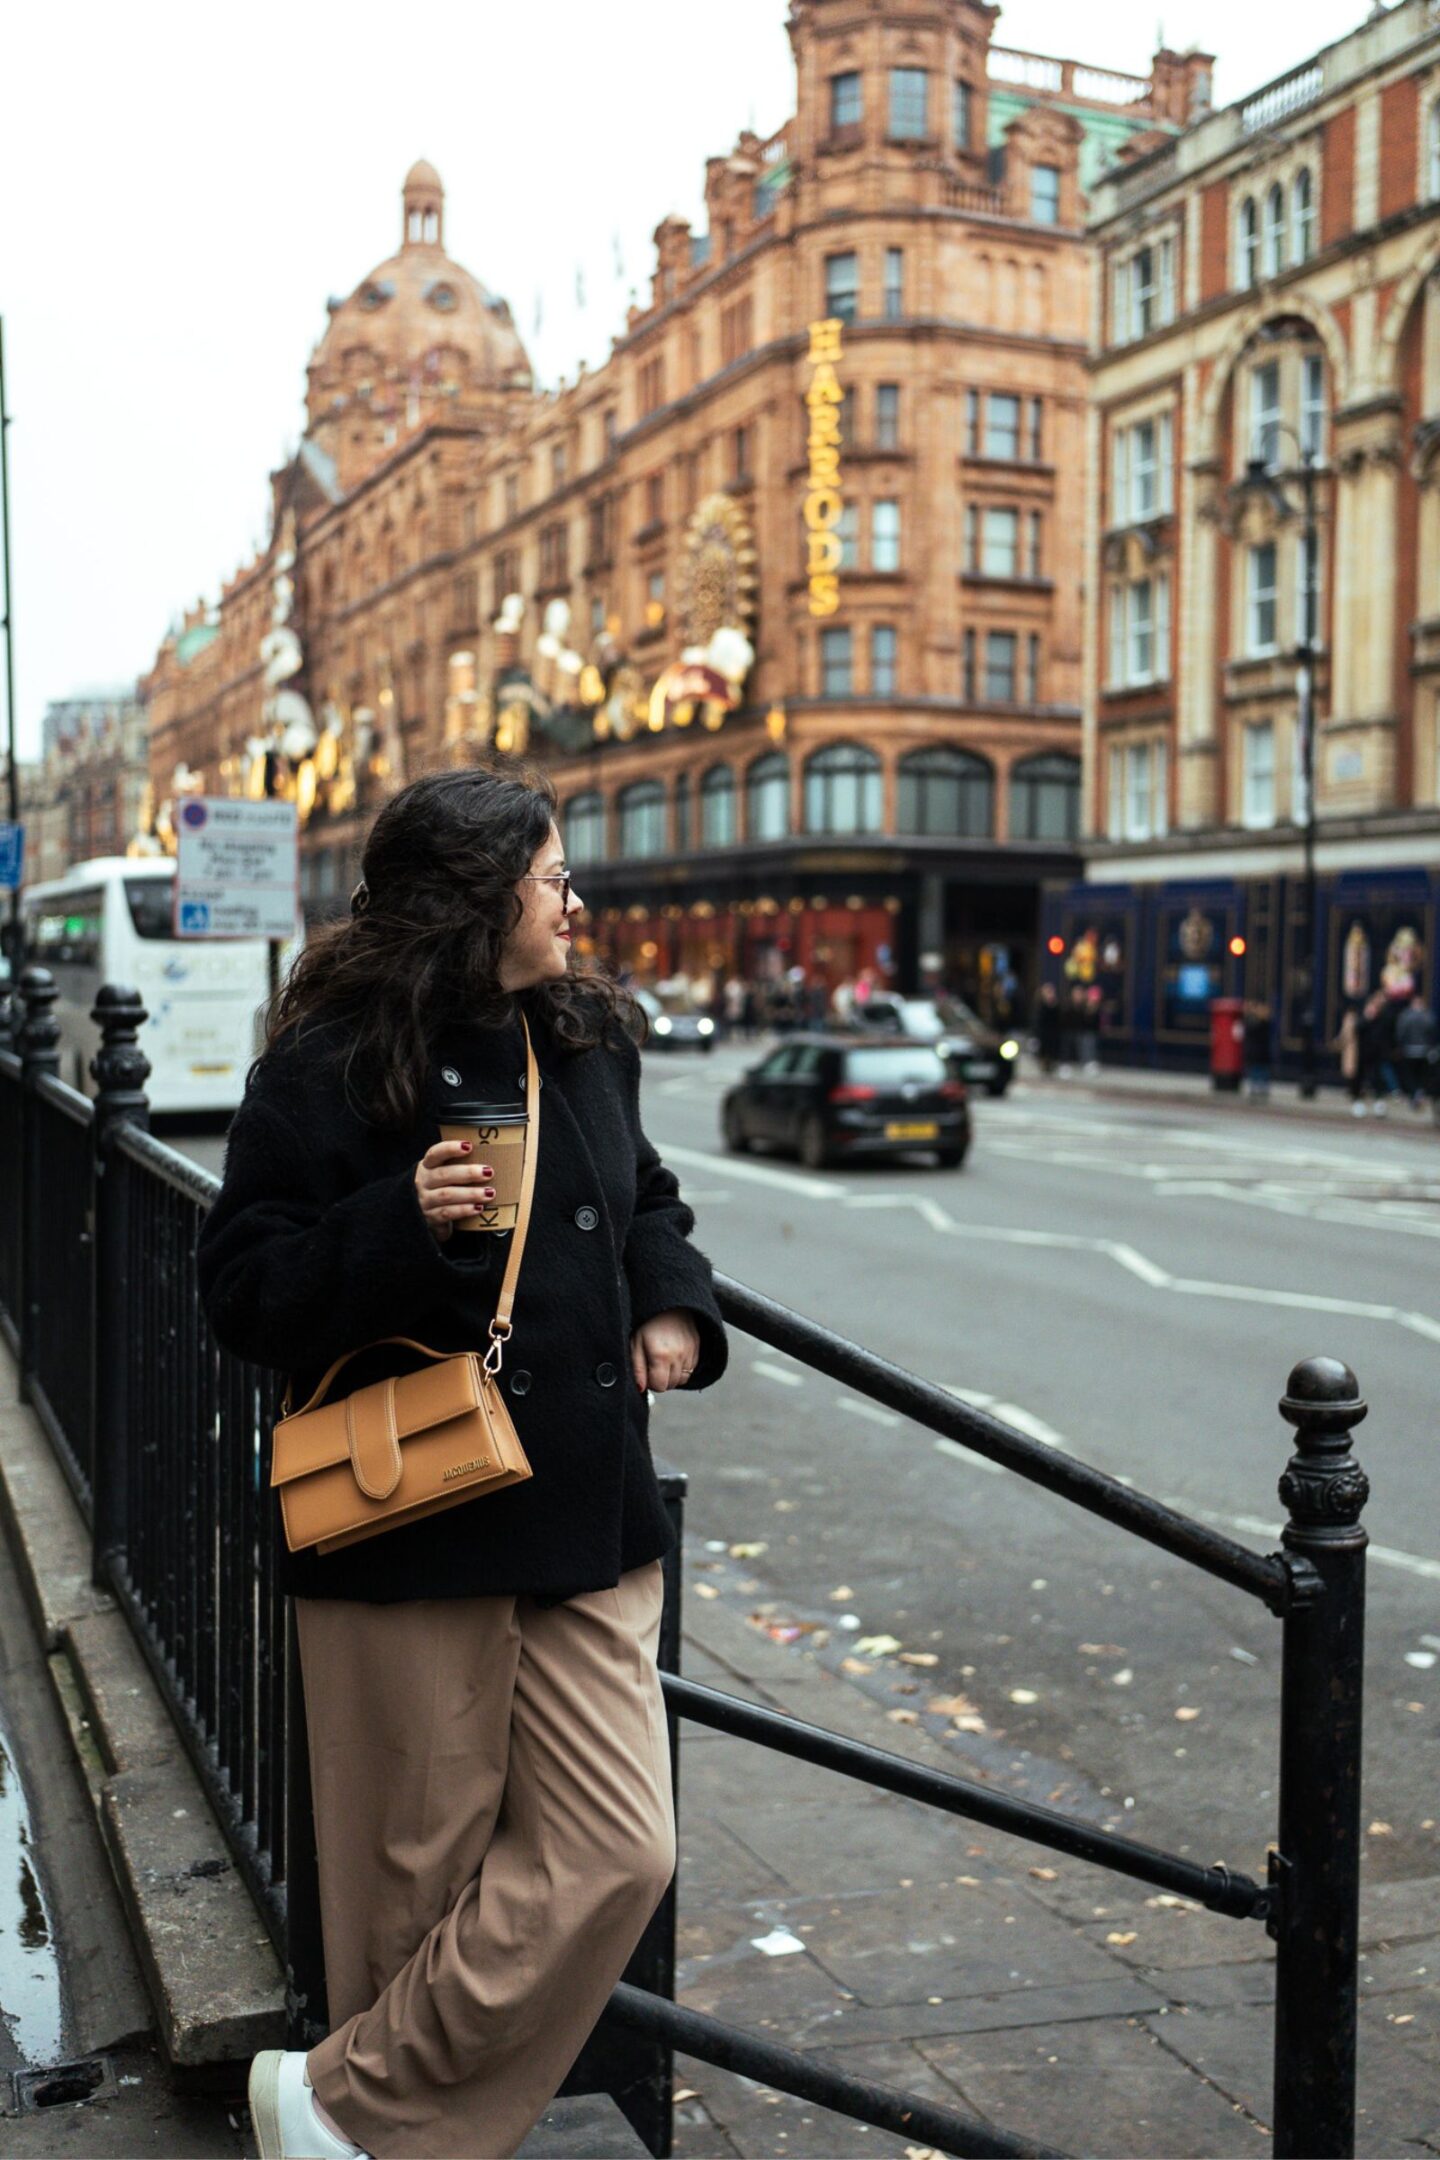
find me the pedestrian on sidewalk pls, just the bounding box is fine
[198,763,728,2160]
[1395,989,1438,1108]
[1359,989,1400,1115]
[1034,982,1063,1075]
[1243,999,1273,1100]
[1335,1001,1364,1114]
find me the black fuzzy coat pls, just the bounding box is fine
[196,1000,727,1603]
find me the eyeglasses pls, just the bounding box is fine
[523,873,573,909]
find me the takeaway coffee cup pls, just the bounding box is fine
[438,1103,528,1233]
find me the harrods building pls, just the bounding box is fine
[145,0,1211,1003]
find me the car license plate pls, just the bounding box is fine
[885,1120,939,1140]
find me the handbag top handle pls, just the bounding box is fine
[279,1015,541,1419]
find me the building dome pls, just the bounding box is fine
[305,162,532,488]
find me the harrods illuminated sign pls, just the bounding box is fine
[804,317,844,618]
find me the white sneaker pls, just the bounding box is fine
[248,2051,370,2160]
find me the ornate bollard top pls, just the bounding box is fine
[16,965,61,1064]
[90,984,152,1104]
[1278,1356,1369,1546]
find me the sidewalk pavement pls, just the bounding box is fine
[1018,1062,1440,1136]
[3,1342,1436,2159]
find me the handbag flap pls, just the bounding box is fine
[271,1355,484,1488]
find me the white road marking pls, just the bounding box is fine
[934,1436,1004,1475]
[660,1142,844,1202]
[752,1359,804,1388]
[835,1395,900,1428]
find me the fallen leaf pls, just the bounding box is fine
[855,1633,904,1657]
[899,1651,939,1667]
[1368,1821,1395,1836]
[1078,1643,1125,1657]
[956,1875,981,1886]
[730,1542,768,1559]
[1390,2014,1415,2025]
[674,2088,699,2103]
[829,1585,856,1602]
[1030,1866,1058,1881]
[906,2147,944,2159]
[927,1693,979,1717]
[953,1715,987,1733]
[1111,1668,1134,1687]
[841,1657,875,1676]
[1174,1706,1201,1722]
[693,1583,719,1600]
[888,1708,919,1724]
[1009,1687,1039,1704]
[1106,1931,1138,1946]
[1145,1895,1198,1911]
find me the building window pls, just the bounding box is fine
[820,624,854,695]
[836,501,859,572]
[1031,164,1061,224]
[1122,740,1168,840]
[565,791,607,866]
[831,70,862,131]
[1026,632,1041,704]
[700,765,737,846]
[638,354,665,414]
[984,393,1021,460]
[1262,183,1288,278]
[618,780,666,858]
[603,407,618,456]
[965,389,981,455]
[1242,719,1277,827]
[1238,196,1259,288]
[1131,245,1157,337]
[645,471,664,527]
[551,442,568,489]
[1109,574,1171,686]
[674,773,691,853]
[876,382,901,450]
[1247,541,1278,654]
[1251,361,1282,468]
[504,472,520,521]
[953,78,973,150]
[1027,510,1043,577]
[824,251,859,323]
[719,296,754,365]
[963,629,976,701]
[889,67,929,141]
[897,746,993,837]
[883,247,904,319]
[806,742,883,834]
[984,630,1018,701]
[871,623,897,695]
[1010,752,1079,840]
[746,752,790,841]
[1301,352,1326,461]
[981,506,1019,576]
[733,424,752,482]
[872,499,901,571]
[1297,527,1321,647]
[1129,580,1155,682]
[1292,167,1316,261]
[1029,398,1043,461]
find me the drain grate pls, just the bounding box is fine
[10,2055,116,2112]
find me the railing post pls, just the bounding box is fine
[1272,1356,1368,2160]
[16,966,60,1394]
[89,985,150,1585]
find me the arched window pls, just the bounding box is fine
[1292,167,1315,263]
[896,747,993,837]
[699,764,737,847]
[565,791,607,866]
[1262,183,1287,277]
[746,753,790,842]
[618,780,666,859]
[1008,752,1081,842]
[1237,196,1258,288]
[804,742,882,835]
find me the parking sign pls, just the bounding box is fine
[174,798,298,939]
[0,821,23,892]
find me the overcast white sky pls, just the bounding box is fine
[1,0,1378,758]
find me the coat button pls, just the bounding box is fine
[574,1205,599,1232]
[595,1362,618,1389]
[509,1369,532,1397]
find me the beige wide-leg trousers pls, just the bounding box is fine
[295,1562,673,2160]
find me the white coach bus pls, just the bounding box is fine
[20,857,275,1115]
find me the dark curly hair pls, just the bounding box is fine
[268,761,639,1127]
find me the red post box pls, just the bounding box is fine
[1210,996,1245,1090]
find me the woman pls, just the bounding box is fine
[198,763,727,2160]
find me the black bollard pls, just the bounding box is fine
[89,986,151,1583]
[16,967,60,1393]
[1271,1356,1368,2159]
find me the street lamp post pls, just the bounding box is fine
[1,319,20,977]
[1239,422,1320,1097]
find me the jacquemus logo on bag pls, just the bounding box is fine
[444,1456,492,1481]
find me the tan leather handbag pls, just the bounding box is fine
[270,1022,539,1556]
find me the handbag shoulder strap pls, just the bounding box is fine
[278,1014,541,1415]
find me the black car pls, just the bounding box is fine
[635,987,716,1053]
[850,994,1020,1096]
[721,1036,970,1170]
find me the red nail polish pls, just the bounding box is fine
[461,1141,473,1152]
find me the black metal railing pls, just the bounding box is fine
[0,963,1371,2160]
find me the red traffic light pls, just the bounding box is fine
[1229,935,1247,958]
[1047,935,1065,957]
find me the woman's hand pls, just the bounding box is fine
[414,1141,496,1243]
[630,1309,702,1394]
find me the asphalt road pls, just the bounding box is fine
[178,1047,1440,1902]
